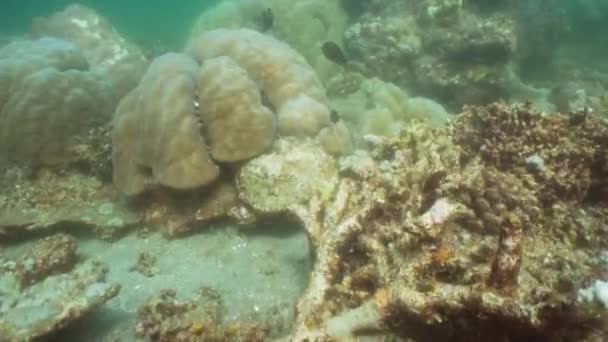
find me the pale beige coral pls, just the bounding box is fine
[32,4,148,97]
[332,77,450,138]
[0,38,112,166]
[0,68,110,165]
[187,0,349,82]
[197,56,275,161]
[277,94,331,138]
[187,28,331,137]
[237,140,338,213]
[112,53,219,195]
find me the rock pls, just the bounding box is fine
[0,259,120,341]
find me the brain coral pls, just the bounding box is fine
[187,28,331,138]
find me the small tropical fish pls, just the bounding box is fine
[330,109,340,123]
[321,41,347,66]
[254,8,274,32]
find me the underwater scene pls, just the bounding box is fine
[1,0,608,341]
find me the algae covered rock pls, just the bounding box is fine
[284,104,608,341]
[237,140,338,214]
[0,170,141,240]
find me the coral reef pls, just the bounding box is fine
[114,28,343,196]
[0,258,120,341]
[0,38,114,166]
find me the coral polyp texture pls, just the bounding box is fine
[113,28,338,195]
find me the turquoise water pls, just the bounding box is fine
[0,0,220,48]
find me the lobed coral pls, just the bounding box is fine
[112,53,220,195]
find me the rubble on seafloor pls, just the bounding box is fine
[0,234,119,341]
